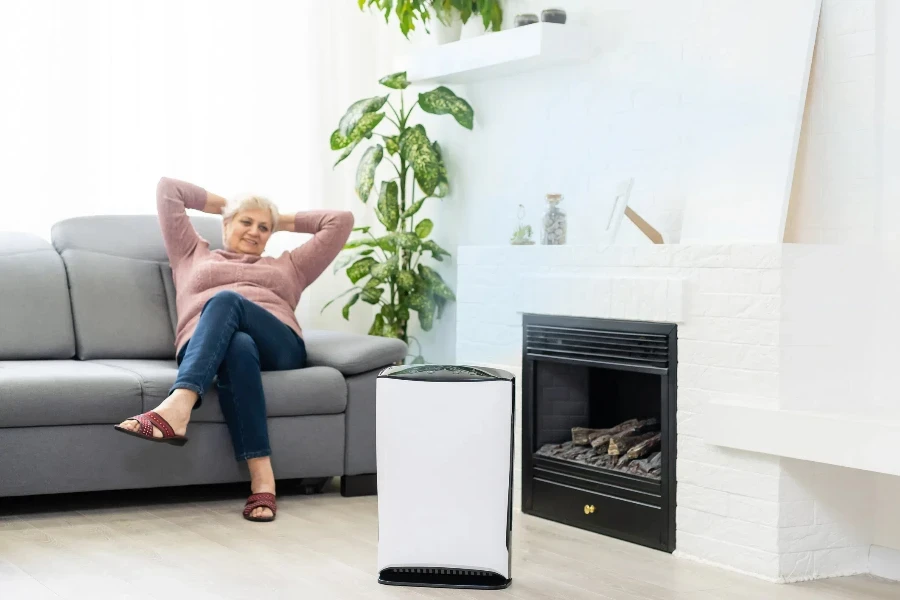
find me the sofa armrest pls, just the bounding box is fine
[303,330,407,376]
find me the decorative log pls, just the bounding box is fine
[626,433,661,459]
[571,427,609,446]
[608,432,657,456]
[590,418,658,450]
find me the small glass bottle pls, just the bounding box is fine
[541,193,567,245]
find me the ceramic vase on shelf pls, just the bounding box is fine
[431,17,463,44]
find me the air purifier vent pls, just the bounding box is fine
[379,567,510,589]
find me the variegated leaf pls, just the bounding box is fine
[414,219,433,239]
[355,144,383,202]
[418,264,456,301]
[399,124,440,196]
[370,254,399,281]
[338,95,389,138]
[432,141,450,198]
[360,283,383,304]
[379,71,410,90]
[385,135,400,156]
[422,239,451,261]
[342,293,360,320]
[397,269,416,292]
[369,313,385,336]
[397,232,421,250]
[419,86,474,130]
[330,129,351,150]
[376,181,400,231]
[401,198,425,218]
[347,257,377,283]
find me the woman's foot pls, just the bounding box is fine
[247,456,276,520]
[116,389,198,438]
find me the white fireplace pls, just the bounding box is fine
[453,242,900,582]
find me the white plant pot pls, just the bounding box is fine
[432,18,463,45]
[460,17,486,39]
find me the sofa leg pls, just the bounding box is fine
[341,474,377,497]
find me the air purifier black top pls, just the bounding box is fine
[378,364,514,383]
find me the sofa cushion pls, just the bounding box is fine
[0,360,142,428]
[93,360,348,421]
[0,233,76,359]
[51,214,224,262]
[303,330,408,376]
[60,250,176,360]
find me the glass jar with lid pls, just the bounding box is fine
[541,193,566,245]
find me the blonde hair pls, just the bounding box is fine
[224,193,279,228]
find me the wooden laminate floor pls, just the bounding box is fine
[0,480,897,600]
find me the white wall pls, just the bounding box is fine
[0,0,403,330]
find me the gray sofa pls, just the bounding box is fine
[0,215,406,498]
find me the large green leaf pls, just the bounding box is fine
[321,286,360,313]
[361,281,384,304]
[344,237,379,250]
[369,313,385,336]
[338,95,389,138]
[385,135,400,156]
[415,219,433,239]
[401,198,425,218]
[334,138,363,168]
[397,269,416,292]
[434,294,447,319]
[347,257,377,283]
[419,86,474,130]
[379,71,409,90]
[397,232,421,251]
[432,141,450,198]
[370,254,399,281]
[399,125,440,196]
[355,145,383,202]
[342,293,360,320]
[330,129,351,150]
[376,181,400,231]
[418,264,456,301]
[408,290,436,331]
[333,248,373,274]
[374,233,397,252]
[422,239,451,261]
[349,112,385,141]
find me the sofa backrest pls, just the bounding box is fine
[0,232,76,359]
[51,215,223,360]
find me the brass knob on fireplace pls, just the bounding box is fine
[584,504,595,515]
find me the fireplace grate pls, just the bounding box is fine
[525,323,670,370]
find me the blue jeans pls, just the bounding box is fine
[172,290,307,461]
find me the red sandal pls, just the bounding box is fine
[243,493,277,522]
[114,411,188,446]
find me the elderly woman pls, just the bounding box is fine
[115,177,353,522]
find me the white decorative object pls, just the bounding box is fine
[679,0,822,243]
[403,22,592,85]
[460,16,487,40]
[375,365,515,590]
[432,17,462,45]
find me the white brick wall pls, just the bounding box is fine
[455,242,896,582]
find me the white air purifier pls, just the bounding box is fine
[375,364,516,590]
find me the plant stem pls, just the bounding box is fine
[386,101,402,125]
[384,157,402,177]
[406,100,419,119]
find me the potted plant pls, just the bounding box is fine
[324,71,475,362]
[358,0,502,42]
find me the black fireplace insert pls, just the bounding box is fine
[521,313,677,552]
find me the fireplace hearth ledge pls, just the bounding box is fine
[701,403,900,477]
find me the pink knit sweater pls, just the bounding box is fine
[157,177,354,354]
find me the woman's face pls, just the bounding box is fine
[224,209,273,256]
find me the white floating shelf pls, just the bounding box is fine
[403,23,593,85]
[700,403,900,477]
